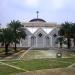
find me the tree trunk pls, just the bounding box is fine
[67,38,71,49]
[14,42,17,52]
[5,44,9,55]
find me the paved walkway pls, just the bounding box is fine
[18,47,32,60]
[1,50,26,60]
[40,50,57,58]
[19,50,58,60]
[12,68,75,75]
[0,49,57,60]
[67,63,75,68]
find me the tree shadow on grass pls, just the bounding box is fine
[0,49,20,59]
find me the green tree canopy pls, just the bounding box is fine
[0,28,13,54]
[58,22,73,49]
[8,20,26,51]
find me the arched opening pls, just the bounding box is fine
[46,37,50,47]
[31,36,36,47]
[37,33,44,48]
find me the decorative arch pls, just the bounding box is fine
[31,36,36,47]
[36,32,44,48]
[46,36,50,47]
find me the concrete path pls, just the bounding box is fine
[20,50,57,60]
[67,63,75,68]
[18,47,32,60]
[40,50,57,58]
[2,50,25,60]
[12,68,75,75]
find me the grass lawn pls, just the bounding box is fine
[0,48,5,53]
[0,58,75,75]
[2,58,75,71]
[63,51,75,58]
[0,64,24,75]
[0,49,75,75]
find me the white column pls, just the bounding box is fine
[36,36,38,48]
[43,36,45,48]
[28,36,31,47]
[71,38,74,47]
[35,37,36,47]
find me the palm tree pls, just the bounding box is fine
[0,28,13,54]
[8,20,26,51]
[59,22,72,49]
[56,36,64,48]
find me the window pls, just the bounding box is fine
[31,36,36,47]
[38,33,42,37]
[53,34,57,37]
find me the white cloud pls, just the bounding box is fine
[0,0,75,26]
[52,0,64,9]
[39,0,64,12]
[46,0,64,11]
[24,0,40,7]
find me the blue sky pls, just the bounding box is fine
[0,0,75,27]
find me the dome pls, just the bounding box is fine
[29,18,46,22]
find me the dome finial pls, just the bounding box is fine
[36,11,39,19]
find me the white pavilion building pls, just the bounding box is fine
[17,17,59,48]
[16,11,60,48]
